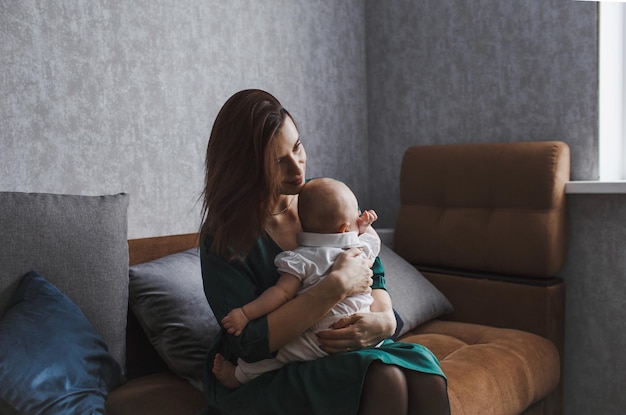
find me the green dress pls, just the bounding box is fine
[200,233,445,415]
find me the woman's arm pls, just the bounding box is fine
[202,237,373,360]
[315,253,395,353]
[266,248,374,352]
[315,288,396,354]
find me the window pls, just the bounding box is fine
[567,1,626,193]
[598,1,626,181]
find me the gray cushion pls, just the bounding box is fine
[379,244,453,337]
[129,248,220,389]
[0,192,129,367]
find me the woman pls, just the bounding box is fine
[200,89,450,415]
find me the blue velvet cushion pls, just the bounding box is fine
[0,272,123,415]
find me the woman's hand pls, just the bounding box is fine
[316,289,396,354]
[325,247,374,299]
[316,310,395,354]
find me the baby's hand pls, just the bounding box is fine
[222,308,249,336]
[357,210,378,235]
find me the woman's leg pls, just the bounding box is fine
[358,362,408,415]
[404,370,450,415]
[358,362,450,415]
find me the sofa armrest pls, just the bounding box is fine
[420,269,565,357]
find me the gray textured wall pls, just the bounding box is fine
[366,0,598,228]
[0,0,368,238]
[1,1,623,414]
[364,2,625,415]
[563,194,626,415]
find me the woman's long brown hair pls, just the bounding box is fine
[201,89,292,260]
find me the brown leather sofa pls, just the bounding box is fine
[107,141,568,415]
[394,141,568,415]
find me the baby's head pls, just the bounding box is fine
[298,178,360,234]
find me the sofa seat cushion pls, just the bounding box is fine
[106,372,207,415]
[401,320,560,415]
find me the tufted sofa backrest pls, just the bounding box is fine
[394,141,570,279]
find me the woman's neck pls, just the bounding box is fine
[266,195,300,250]
[270,195,296,216]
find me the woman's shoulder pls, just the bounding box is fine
[201,231,280,260]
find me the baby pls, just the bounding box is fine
[213,177,381,388]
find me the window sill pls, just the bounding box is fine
[565,181,626,194]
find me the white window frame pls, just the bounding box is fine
[598,1,625,181]
[566,1,626,193]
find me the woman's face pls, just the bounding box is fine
[273,116,307,195]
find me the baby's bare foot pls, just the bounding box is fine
[212,353,242,389]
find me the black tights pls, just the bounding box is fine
[358,362,450,415]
